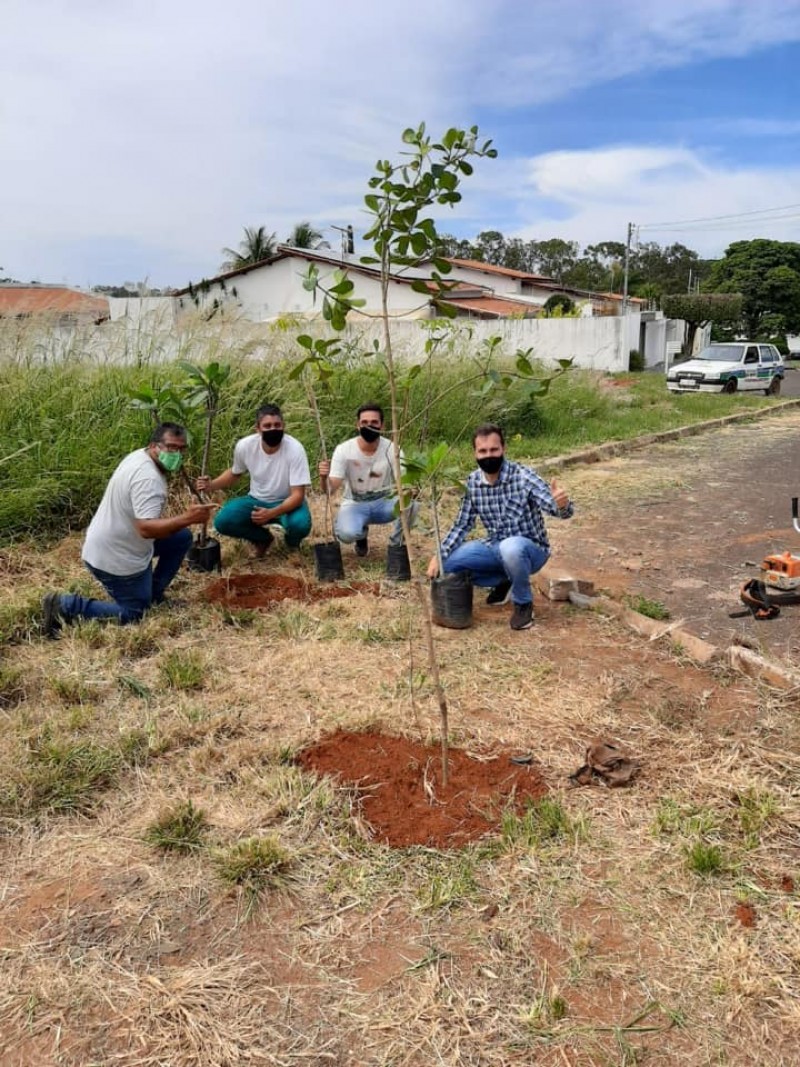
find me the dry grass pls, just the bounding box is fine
[1,502,800,1065]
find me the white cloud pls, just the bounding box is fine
[510,145,800,255]
[1,0,800,283]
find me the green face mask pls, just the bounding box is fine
[158,450,183,473]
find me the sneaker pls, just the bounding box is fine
[510,602,534,630]
[486,579,512,606]
[355,537,369,558]
[251,530,274,559]
[41,592,64,638]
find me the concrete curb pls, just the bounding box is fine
[538,397,800,473]
[566,590,800,690]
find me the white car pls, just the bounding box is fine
[667,342,785,395]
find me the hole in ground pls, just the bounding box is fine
[204,573,379,609]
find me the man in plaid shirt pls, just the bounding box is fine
[427,423,573,630]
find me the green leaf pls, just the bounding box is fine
[515,353,534,376]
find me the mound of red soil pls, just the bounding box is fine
[296,730,548,849]
[204,573,379,608]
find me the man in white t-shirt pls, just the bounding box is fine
[318,403,415,557]
[41,422,216,635]
[198,403,312,557]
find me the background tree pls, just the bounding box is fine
[471,230,507,264]
[661,293,743,355]
[528,239,579,282]
[220,225,277,271]
[708,239,800,336]
[285,221,327,250]
[435,233,475,260]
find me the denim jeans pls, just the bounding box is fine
[442,536,549,606]
[214,495,312,548]
[59,528,193,625]
[335,497,417,546]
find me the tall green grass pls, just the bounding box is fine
[0,317,777,542]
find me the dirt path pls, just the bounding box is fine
[547,407,800,665]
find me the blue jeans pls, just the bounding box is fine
[59,528,193,625]
[442,536,549,606]
[335,497,417,546]
[214,495,312,548]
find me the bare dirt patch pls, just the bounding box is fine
[547,409,800,664]
[203,572,379,608]
[296,729,548,847]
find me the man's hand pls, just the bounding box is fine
[251,507,276,526]
[318,459,330,479]
[426,555,440,580]
[196,475,212,493]
[186,503,217,525]
[550,478,570,510]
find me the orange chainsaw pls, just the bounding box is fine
[732,498,800,619]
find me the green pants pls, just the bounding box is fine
[214,495,312,548]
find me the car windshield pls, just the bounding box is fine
[695,345,744,362]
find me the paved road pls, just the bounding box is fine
[551,406,800,665]
[782,364,800,397]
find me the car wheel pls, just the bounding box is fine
[722,379,737,394]
[766,377,782,396]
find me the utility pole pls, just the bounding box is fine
[621,222,633,317]
[620,222,634,371]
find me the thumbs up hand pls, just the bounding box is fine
[550,478,570,510]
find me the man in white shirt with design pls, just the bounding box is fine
[318,403,415,557]
[198,403,312,557]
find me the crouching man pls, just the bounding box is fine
[426,423,573,630]
[42,422,215,634]
[318,403,415,557]
[197,404,312,558]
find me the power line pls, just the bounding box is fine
[640,202,800,231]
[643,213,800,235]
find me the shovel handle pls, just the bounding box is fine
[179,467,208,504]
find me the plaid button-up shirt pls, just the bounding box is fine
[440,459,574,560]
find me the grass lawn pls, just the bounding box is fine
[1,482,798,1064]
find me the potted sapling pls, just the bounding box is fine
[289,336,345,581]
[178,360,230,573]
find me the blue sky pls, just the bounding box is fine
[2,0,799,288]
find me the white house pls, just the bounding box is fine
[441,258,647,317]
[174,247,542,324]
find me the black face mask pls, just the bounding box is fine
[359,426,381,444]
[261,429,284,447]
[477,455,503,475]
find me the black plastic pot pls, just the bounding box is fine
[431,572,473,629]
[314,540,345,581]
[385,543,411,581]
[186,537,222,573]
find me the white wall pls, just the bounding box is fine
[339,313,638,373]
[643,318,667,368]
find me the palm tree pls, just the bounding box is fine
[220,226,277,271]
[285,221,328,250]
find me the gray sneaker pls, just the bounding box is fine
[41,593,64,638]
[510,602,534,630]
